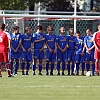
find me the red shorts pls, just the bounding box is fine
[94,48,100,60]
[0,52,9,63]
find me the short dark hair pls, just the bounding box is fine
[87,28,92,32]
[13,26,19,30]
[0,23,5,30]
[76,31,80,34]
[37,25,42,30]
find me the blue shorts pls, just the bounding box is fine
[10,49,20,60]
[57,49,67,62]
[75,53,85,63]
[85,50,95,62]
[34,49,44,60]
[67,49,75,62]
[46,50,56,62]
[21,51,32,61]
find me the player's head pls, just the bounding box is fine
[47,26,53,34]
[13,26,19,34]
[86,28,92,36]
[0,23,5,31]
[76,31,81,38]
[25,27,31,35]
[98,24,100,31]
[69,28,74,36]
[36,25,42,33]
[59,27,65,34]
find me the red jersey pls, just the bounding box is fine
[94,31,100,49]
[0,31,8,52]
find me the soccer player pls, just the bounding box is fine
[21,27,34,75]
[84,28,95,75]
[45,26,56,75]
[10,26,21,75]
[0,23,12,77]
[32,25,45,75]
[67,28,76,75]
[74,31,85,75]
[93,24,100,75]
[56,27,68,75]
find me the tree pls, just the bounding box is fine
[41,0,80,12]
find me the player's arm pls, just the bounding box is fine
[34,38,45,43]
[28,41,34,52]
[46,42,53,53]
[39,42,45,52]
[10,40,16,51]
[15,40,21,52]
[88,45,95,51]
[56,43,63,51]
[54,42,57,54]
[81,45,86,56]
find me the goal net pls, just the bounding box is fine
[0,14,100,36]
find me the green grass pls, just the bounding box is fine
[0,70,100,100]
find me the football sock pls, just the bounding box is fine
[46,63,49,73]
[76,63,79,73]
[95,61,99,73]
[67,64,70,74]
[15,62,19,74]
[57,63,60,70]
[86,64,90,71]
[92,64,95,75]
[10,62,13,74]
[82,62,85,74]
[51,64,54,73]
[72,64,74,74]
[33,64,36,71]
[62,63,65,71]
[39,65,42,72]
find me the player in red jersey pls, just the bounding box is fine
[93,24,100,75]
[0,23,12,77]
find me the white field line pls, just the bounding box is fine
[6,85,100,88]
[28,85,100,88]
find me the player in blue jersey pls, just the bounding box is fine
[45,26,56,75]
[21,27,34,75]
[56,27,68,75]
[67,28,76,75]
[74,31,85,75]
[10,26,21,75]
[32,25,45,75]
[84,28,95,75]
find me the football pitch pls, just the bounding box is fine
[0,70,100,100]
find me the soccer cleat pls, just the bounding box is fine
[26,71,29,75]
[8,75,14,77]
[38,73,43,76]
[95,72,99,76]
[67,73,70,76]
[50,72,53,76]
[33,72,36,75]
[0,75,2,77]
[81,73,85,76]
[62,72,65,76]
[57,72,60,76]
[76,72,79,76]
[71,73,74,75]
[46,72,49,75]
[22,71,25,75]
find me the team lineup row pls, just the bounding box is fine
[0,23,100,77]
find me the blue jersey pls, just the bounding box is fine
[33,32,45,49]
[21,34,34,50]
[45,33,56,50]
[84,35,94,51]
[75,37,84,54]
[67,35,76,50]
[56,35,68,49]
[10,33,21,49]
